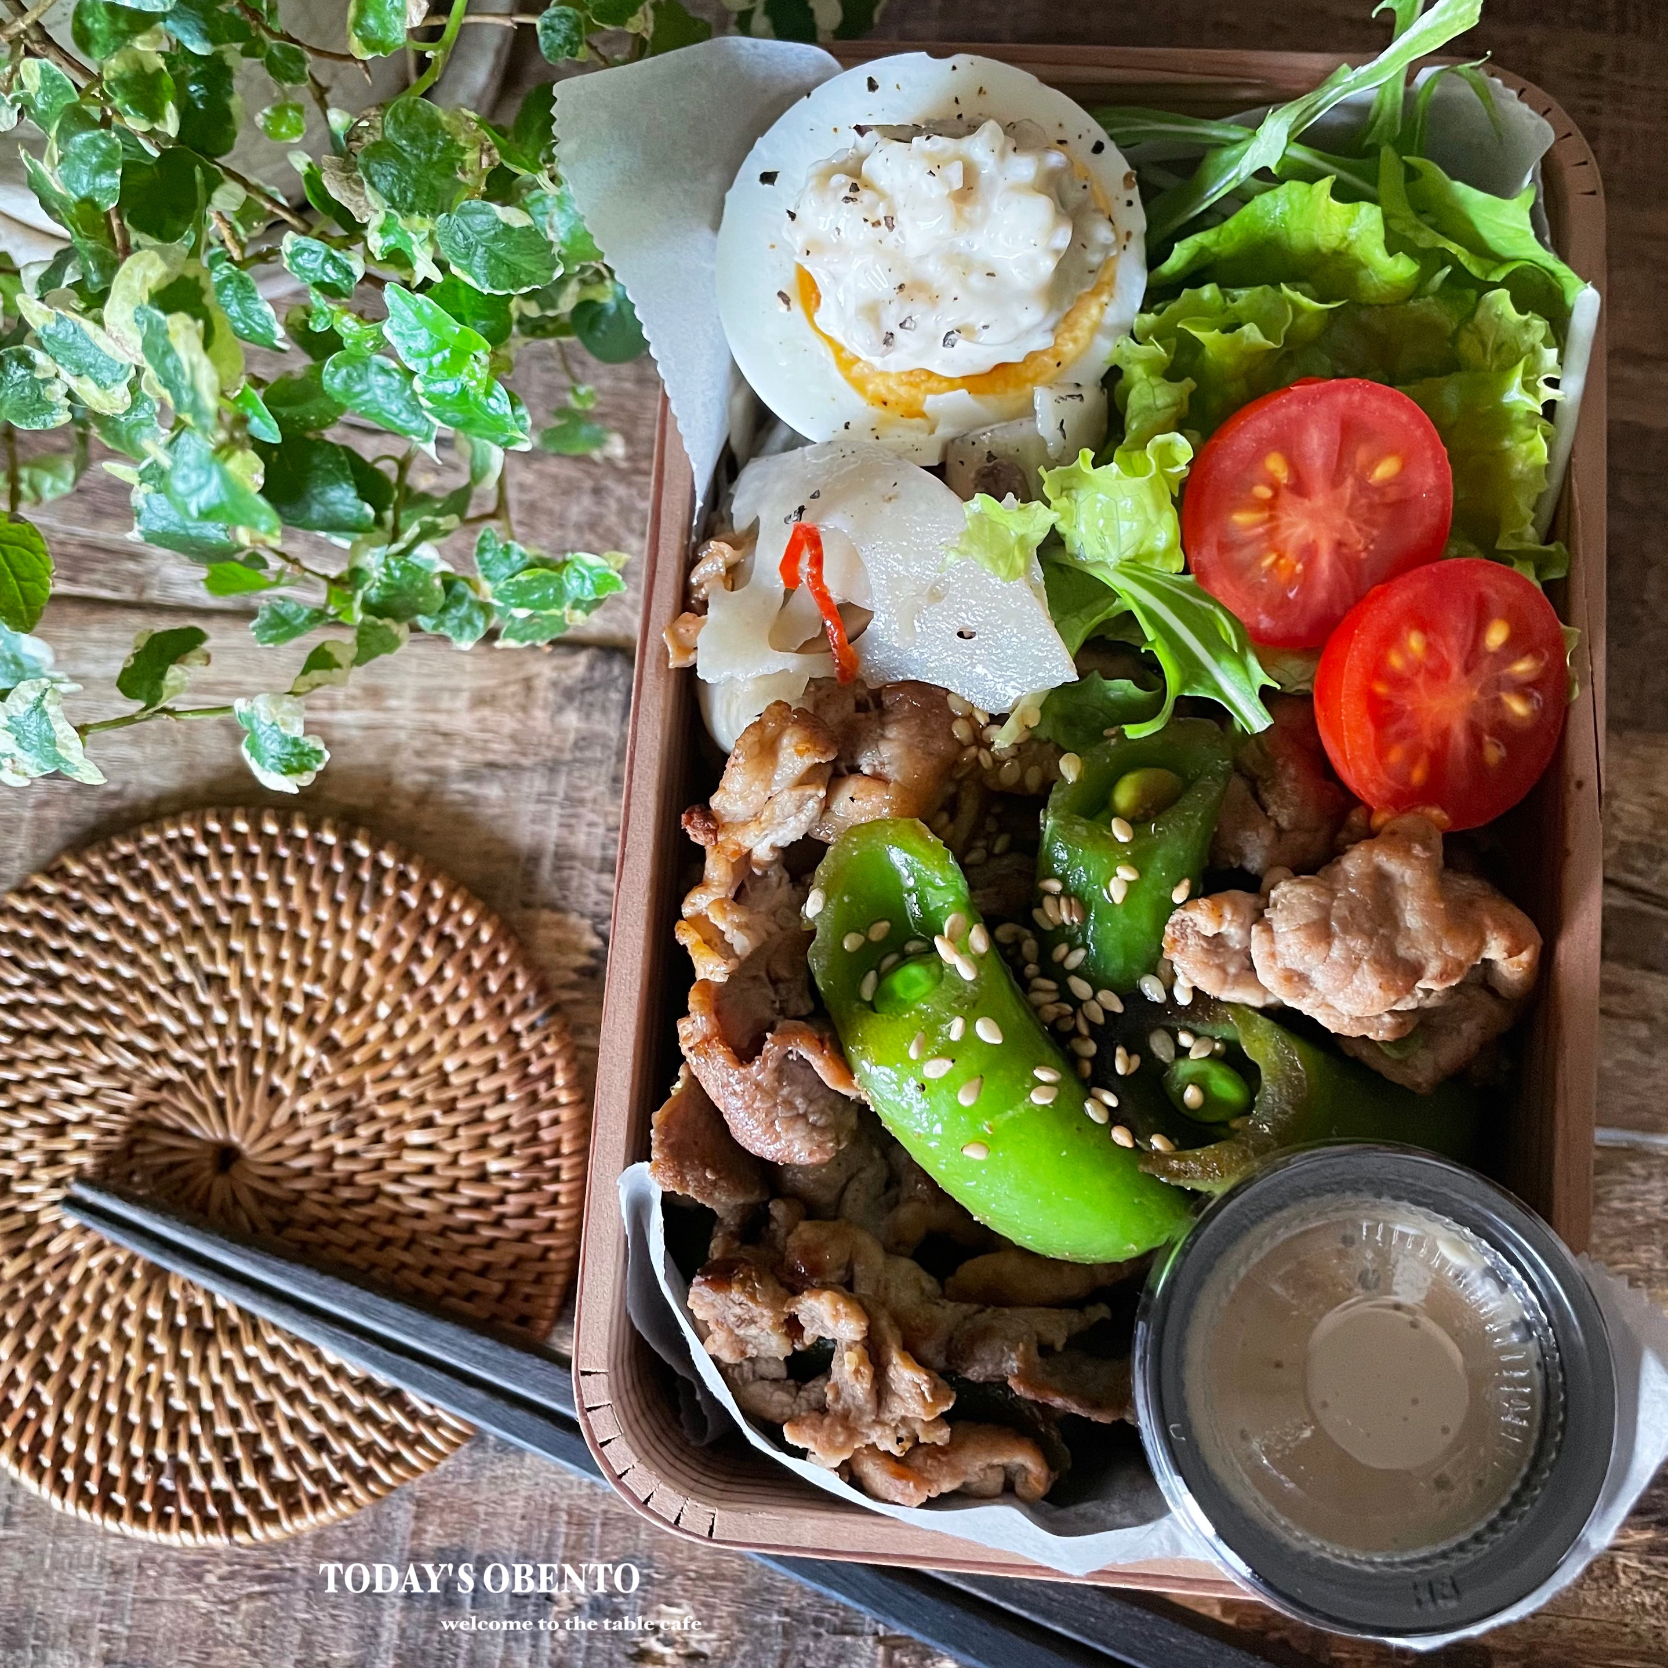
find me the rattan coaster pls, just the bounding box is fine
[0,806,588,1545]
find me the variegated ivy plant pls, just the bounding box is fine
[0,0,879,794]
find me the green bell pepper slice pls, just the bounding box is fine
[1038,719,1234,995]
[808,819,1195,1263]
[1091,997,1484,1193]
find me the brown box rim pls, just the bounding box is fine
[574,44,1607,1591]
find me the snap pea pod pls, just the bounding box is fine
[1088,996,1484,1194]
[807,819,1194,1264]
[1038,719,1234,995]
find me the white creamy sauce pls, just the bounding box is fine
[792,118,1115,378]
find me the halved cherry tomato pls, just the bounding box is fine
[1313,559,1567,832]
[1183,378,1453,649]
[780,521,859,683]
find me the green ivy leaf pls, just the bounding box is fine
[119,145,216,243]
[71,0,159,61]
[434,200,559,295]
[381,284,490,379]
[423,275,513,346]
[103,48,176,131]
[415,374,530,449]
[258,101,306,142]
[167,47,239,157]
[322,350,436,443]
[0,679,104,787]
[204,247,283,349]
[54,115,124,211]
[263,364,347,435]
[0,348,72,431]
[260,435,380,534]
[539,406,611,456]
[0,517,53,634]
[282,233,364,300]
[252,599,329,646]
[536,4,588,61]
[358,97,466,221]
[203,559,281,595]
[234,692,328,792]
[161,428,281,537]
[500,83,554,173]
[572,282,647,363]
[492,550,626,614]
[0,623,56,695]
[290,639,354,694]
[18,295,133,415]
[265,41,309,83]
[116,624,209,708]
[354,616,407,665]
[95,390,164,459]
[647,0,712,52]
[14,454,80,507]
[415,573,491,647]
[363,546,446,622]
[164,0,253,53]
[229,382,280,443]
[347,0,406,58]
[533,177,604,268]
[134,303,218,429]
[18,61,78,136]
[589,0,641,24]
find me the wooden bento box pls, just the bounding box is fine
[573,43,1608,1592]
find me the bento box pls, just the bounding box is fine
[573,42,1607,1591]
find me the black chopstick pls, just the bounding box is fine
[62,1181,1277,1668]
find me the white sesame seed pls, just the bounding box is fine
[1059,751,1082,784]
[842,931,865,952]
[999,760,1022,787]
[1042,894,1063,925]
[1150,1132,1176,1153]
[1182,1083,1205,1110]
[1032,907,1052,933]
[1075,1012,1090,1037]
[1021,938,1039,962]
[859,969,878,1001]
[1048,1005,1074,1025]
[923,1057,954,1079]
[1091,1086,1119,1107]
[1114,1044,1130,1073]
[1214,1039,1227,1056]
[1111,817,1134,842]
[934,933,959,964]
[1190,1037,1214,1060]
[1038,877,1064,895]
[1030,978,1058,993]
[1097,989,1124,1013]
[962,1140,989,1160]
[1138,973,1167,1005]
[1108,877,1129,906]
[1111,1124,1136,1148]
[1024,765,1043,793]
[1023,962,1040,979]
[1171,877,1192,905]
[952,718,976,744]
[1030,1084,1058,1105]
[969,923,990,956]
[994,922,1023,944]
[1130,1053,1142,1073]
[944,911,968,944]
[1083,998,1105,1025]
[1027,990,1051,1008]
[1070,1037,1097,1058]
[975,1017,1003,1045]
[947,692,972,716]
[909,1032,926,1060]
[1063,946,1087,970]
[1049,942,1067,965]
[994,833,1012,854]
[1085,1098,1109,1124]
[978,748,995,770]
[1173,976,1195,1007]
[868,918,891,941]
[973,709,990,725]
[879,953,899,974]
[958,1076,983,1106]
[904,938,928,955]
[805,888,826,918]
[1176,1030,1195,1048]
[1117,863,1141,883]
[1033,1065,1061,1082]
[1067,974,1093,1001]
[1076,1059,1093,1078]
[1149,1029,1176,1064]
[949,1016,966,1042]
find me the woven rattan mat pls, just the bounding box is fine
[0,807,588,1544]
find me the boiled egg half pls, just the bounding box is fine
[715,53,1146,463]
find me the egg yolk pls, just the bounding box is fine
[795,250,1123,422]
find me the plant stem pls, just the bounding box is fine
[107,206,130,260]
[210,209,245,263]
[390,449,413,541]
[4,425,16,517]
[0,0,57,42]
[216,160,310,233]
[1,0,95,85]
[271,548,337,586]
[408,0,471,98]
[410,11,542,26]
[80,704,235,738]
[233,0,361,65]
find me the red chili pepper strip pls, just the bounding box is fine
[779,521,859,683]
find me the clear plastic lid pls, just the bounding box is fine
[1135,1146,1616,1639]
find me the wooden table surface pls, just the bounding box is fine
[1,2,1662,1663]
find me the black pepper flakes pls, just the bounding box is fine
[866,76,878,92]
[942,329,959,349]
[759,169,778,185]
[776,290,792,310]
[1092,140,1105,154]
